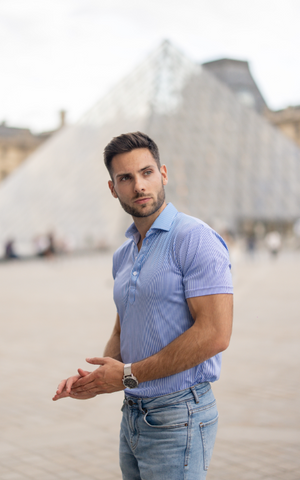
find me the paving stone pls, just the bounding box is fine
[0,466,11,475]
[1,473,29,480]
[1,251,300,479]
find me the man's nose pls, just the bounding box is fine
[133,176,146,193]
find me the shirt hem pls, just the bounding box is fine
[125,380,212,400]
[185,287,234,298]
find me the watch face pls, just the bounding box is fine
[124,377,138,389]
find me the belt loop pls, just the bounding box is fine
[138,398,144,412]
[191,386,199,404]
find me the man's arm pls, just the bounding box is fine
[103,314,122,360]
[69,293,233,396]
[133,293,232,382]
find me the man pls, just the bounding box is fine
[53,132,233,480]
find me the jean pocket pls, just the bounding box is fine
[199,413,218,470]
[143,404,188,429]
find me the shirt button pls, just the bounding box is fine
[133,271,138,276]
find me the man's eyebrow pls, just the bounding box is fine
[139,165,154,172]
[116,172,130,179]
[116,165,155,178]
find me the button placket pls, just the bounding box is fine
[129,261,139,304]
[128,239,150,305]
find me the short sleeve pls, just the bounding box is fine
[175,224,233,298]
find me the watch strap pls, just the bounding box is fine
[124,363,132,377]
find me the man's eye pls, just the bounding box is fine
[121,176,129,181]
[144,170,152,175]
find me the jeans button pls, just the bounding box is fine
[128,400,134,406]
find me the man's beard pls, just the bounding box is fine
[117,182,165,218]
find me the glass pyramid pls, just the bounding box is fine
[0,40,300,254]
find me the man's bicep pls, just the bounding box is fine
[187,294,233,349]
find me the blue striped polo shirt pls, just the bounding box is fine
[112,203,233,398]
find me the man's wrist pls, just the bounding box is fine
[122,363,139,389]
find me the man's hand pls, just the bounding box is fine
[52,369,92,401]
[70,357,125,396]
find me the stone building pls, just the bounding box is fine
[265,106,300,147]
[0,111,66,182]
[0,124,44,182]
[203,58,300,147]
[202,58,267,114]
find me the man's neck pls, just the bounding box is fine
[133,202,167,246]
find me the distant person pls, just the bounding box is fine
[53,132,233,480]
[293,219,300,248]
[265,230,282,258]
[246,231,256,257]
[45,233,56,256]
[34,233,56,258]
[4,240,18,260]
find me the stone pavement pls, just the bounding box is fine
[0,250,299,479]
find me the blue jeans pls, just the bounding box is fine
[119,382,218,480]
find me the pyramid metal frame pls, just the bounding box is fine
[0,41,300,254]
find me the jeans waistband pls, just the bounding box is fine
[123,382,210,410]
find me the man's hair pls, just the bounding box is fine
[104,132,161,178]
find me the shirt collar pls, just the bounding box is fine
[125,203,178,242]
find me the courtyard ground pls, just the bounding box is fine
[0,249,299,479]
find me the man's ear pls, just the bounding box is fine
[160,165,168,186]
[108,180,118,198]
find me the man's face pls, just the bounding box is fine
[108,148,168,218]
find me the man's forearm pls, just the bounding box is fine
[103,331,122,361]
[132,294,233,383]
[103,314,122,361]
[132,323,220,383]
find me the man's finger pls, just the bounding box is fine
[86,357,105,365]
[65,374,81,393]
[69,392,97,400]
[56,379,67,395]
[65,378,74,393]
[71,376,101,393]
[71,372,95,389]
[52,390,70,401]
[78,368,90,377]
[71,381,101,394]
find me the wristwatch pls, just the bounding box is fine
[123,363,139,389]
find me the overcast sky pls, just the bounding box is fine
[1,0,300,132]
